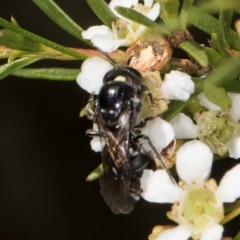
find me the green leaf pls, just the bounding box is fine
[0,57,39,80]
[155,0,180,27]
[219,4,233,48]
[204,47,224,70]
[180,0,194,29]
[186,95,206,114]
[0,29,42,52]
[191,78,204,93]
[224,200,240,214]
[187,5,240,51]
[234,230,240,240]
[115,6,169,35]
[161,99,190,121]
[213,153,229,161]
[220,206,240,225]
[197,0,240,15]
[86,164,104,181]
[0,46,14,59]
[205,57,240,87]
[0,17,88,60]
[223,80,240,93]
[10,16,19,26]
[32,0,89,44]
[211,33,229,60]
[79,106,87,117]
[86,0,116,28]
[203,81,231,109]
[8,50,31,62]
[179,40,209,67]
[12,68,80,80]
[187,5,218,34]
[0,47,88,61]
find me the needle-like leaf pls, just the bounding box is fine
[86,0,116,27]
[0,17,88,60]
[32,0,89,44]
[12,68,80,80]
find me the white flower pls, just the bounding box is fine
[90,124,106,152]
[82,25,126,52]
[82,0,160,52]
[155,226,191,240]
[108,0,138,19]
[161,70,195,101]
[198,92,240,120]
[224,93,240,158]
[141,117,175,153]
[141,140,240,240]
[90,137,102,152]
[228,133,240,159]
[195,92,240,159]
[76,57,113,94]
[228,92,240,121]
[170,113,198,139]
[197,93,221,111]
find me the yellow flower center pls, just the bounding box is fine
[167,179,224,240]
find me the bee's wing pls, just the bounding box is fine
[96,109,140,214]
[97,108,131,169]
[99,146,138,214]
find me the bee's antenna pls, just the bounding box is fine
[96,47,118,67]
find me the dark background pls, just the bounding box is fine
[0,1,239,239]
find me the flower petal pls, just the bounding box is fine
[109,0,138,8]
[228,133,240,159]
[170,113,198,139]
[228,92,240,121]
[89,124,106,152]
[200,224,223,240]
[144,0,154,7]
[141,118,175,152]
[133,1,160,36]
[77,57,113,94]
[82,25,126,52]
[176,140,213,185]
[91,34,126,52]
[145,3,160,21]
[82,25,113,40]
[217,164,240,202]
[90,137,102,152]
[197,93,221,111]
[109,0,138,18]
[141,169,182,203]
[161,70,194,101]
[156,226,191,240]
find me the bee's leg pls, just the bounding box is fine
[86,129,105,138]
[85,129,99,137]
[86,93,96,121]
[131,152,151,173]
[96,47,118,67]
[133,134,176,184]
[141,85,153,104]
[132,117,154,132]
[129,186,141,201]
[127,55,133,66]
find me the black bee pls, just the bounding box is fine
[86,63,171,214]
